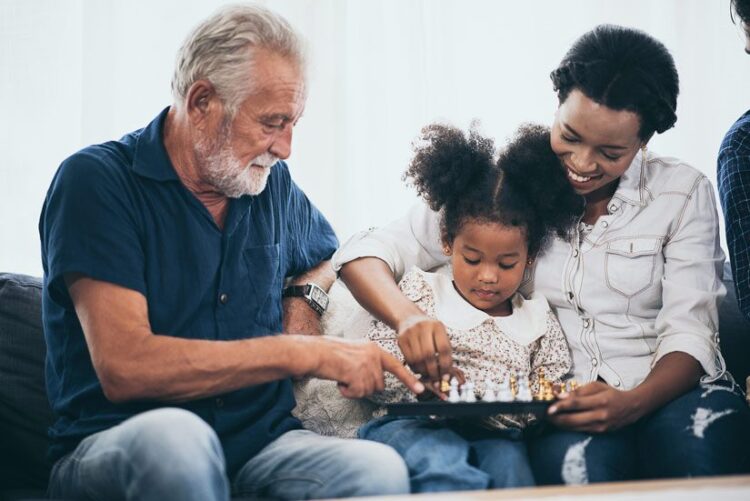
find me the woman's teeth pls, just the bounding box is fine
[568,169,592,183]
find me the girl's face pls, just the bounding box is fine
[446,220,528,317]
[550,89,643,202]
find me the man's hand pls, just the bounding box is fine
[547,381,643,433]
[304,336,425,399]
[396,315,453,385]
[283,297,322,336]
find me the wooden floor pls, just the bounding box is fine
[331,474,750,500]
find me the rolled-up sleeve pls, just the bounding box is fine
[331,202,447,280]
[653,176,726,381]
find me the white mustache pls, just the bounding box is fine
[251,153,279,169]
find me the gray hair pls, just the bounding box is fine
[171,4,306,117]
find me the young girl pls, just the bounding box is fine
[359,123,582,492]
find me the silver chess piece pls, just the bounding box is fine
[516,372,532,402]
[462,381,476,403]
[448,376,461,403]
[482,378,496,402]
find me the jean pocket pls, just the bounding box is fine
[605,237,662,297]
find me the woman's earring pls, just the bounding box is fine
[527,258,534,266]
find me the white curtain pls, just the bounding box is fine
[2,0,749,275]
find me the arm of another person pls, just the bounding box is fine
[549,176,724,432]
[336,203,454,382]
[66,273,424,403]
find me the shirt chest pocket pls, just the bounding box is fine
[243,243,282,329]
[605,237,662,297]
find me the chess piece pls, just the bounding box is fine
[567,380,579,393]
[516,373,532,402]
[482,378,496,402]
[510,371,518,398]
[535,368,548,401]
[440,378,451,394]
[462,381,476,402]
[448,377,461,403]
[497,374,513,402]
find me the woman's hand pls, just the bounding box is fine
[547,381,644,433]
[396,314,453,384]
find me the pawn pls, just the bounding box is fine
[482,378,496,402]
[516,373,533,402]
[497,374,514,402]
[448,377,461,403]
[462,381,476,403]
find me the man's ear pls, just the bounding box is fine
[185,80,220,127]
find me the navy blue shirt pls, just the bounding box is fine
[718,109,750,322]
[39,108,338,474]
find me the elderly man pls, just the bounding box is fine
[39,5,422,500]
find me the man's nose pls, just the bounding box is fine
[269,125,293,160]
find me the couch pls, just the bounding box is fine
[1,266,749,500]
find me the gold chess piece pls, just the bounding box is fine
[510,373,518,398]
[567,380,579,393]
[535,368,548,401]
[440,379,451,394]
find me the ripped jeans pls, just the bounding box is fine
[527,379,750,485]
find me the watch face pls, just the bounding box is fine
[310,286,329,309]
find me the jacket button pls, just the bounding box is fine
[601,221,609,228]
[573,249,579,257]
[583,318,591,328]
[219,293,229,304]
[591,358,598,366]
[568,292,574,301]
[215,398,224,408]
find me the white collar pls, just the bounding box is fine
[415,268,551,346]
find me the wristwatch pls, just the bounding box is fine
[282,283,329,315]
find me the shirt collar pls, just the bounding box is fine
[417,268,550,345]
[131,107,180,182]
[611,148,646,207]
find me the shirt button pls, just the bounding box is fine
[609,205,619,212]
[568,292,574,301]
[219,293,229,304]
[215,398,224,408]
[583,318,591,328]
[601,221,609,228]
[573,249,579,257]
[591,358,598,366]
[614,381,621,387]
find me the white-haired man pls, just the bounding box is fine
[40,5,422,500]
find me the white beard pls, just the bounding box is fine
[197,126,278,198]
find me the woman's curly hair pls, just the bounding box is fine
[550,24,679,140]
[404,123,582,257]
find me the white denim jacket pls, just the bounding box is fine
[333,150,728,390]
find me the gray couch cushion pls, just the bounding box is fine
[0,273,54,491]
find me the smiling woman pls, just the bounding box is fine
[335,23,750,486]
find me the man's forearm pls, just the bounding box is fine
[283,260,335,335]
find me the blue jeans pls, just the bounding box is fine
[527,380,750,484]
[358,415,535,492]
[48,408,409,500]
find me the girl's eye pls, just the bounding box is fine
[463,257,480,265]
[499,263,517,270]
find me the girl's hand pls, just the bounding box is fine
[396,314,453,383]
[547,381,644,433]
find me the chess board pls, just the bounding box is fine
[386,400,553,417]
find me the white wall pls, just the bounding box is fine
[2,0,750,276]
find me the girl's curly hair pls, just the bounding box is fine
[404,123,582,256]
